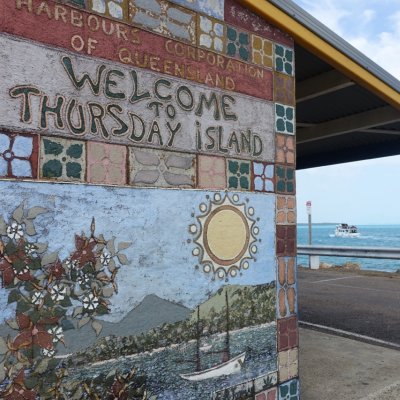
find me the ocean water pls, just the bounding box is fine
[297,224,400,273]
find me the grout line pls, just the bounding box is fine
[299,320,400,350]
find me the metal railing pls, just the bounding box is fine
[297,245,400,260]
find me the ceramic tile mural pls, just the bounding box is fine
[0,0,297,397]
[129,0,196,44]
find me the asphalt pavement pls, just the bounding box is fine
[298,267,400,345]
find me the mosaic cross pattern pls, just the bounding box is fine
[0,0,297,398]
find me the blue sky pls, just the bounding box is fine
[292,0,400,224]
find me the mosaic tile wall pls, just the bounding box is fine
[0,0,298,398]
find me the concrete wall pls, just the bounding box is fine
[0,0,298,398]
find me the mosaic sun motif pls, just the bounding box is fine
[190,193,259,279]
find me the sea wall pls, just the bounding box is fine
[0,0,298,398]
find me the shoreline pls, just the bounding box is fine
[298,265,400,279]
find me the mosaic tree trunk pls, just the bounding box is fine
[0,0,298,399]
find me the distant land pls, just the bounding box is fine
[298,222,338,226]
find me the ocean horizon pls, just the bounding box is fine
[297,224,400,273]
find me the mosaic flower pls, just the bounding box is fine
[275,44,294,76]
[197,155,226,189]
[24,243,37,255]
[227,160,251,190]
[40,137,85,182]
[199,15,225,52]
[77,273,90,286]
[253,162,274,192]
[276,166,295,194]
[276,134,295,165]
[276,104,295,135]
[87,142,127,185]
[50,284,67,302]
[0,132,35,178]
[252,35,273,68]
[65,257,79,269]
[100,251,111,266]
[48,326,64,343]
[82,292,99,310]
[42,347,56,357]
[226,26,250,61]
[279,378,299,400]
[6,222,24,240]
[31,291,45,305]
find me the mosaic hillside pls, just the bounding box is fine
[0,0,298,399]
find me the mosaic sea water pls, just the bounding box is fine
[297,224,400,272]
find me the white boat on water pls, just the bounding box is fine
[334,223,360,237]
[180,351,246,381]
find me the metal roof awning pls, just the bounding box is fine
[241,0,400,169]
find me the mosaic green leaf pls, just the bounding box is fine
[287,168,294,180]
[275,45,284,57]
[287,182,294,193]
[240,162,250,175]
[286,121,294,133]
[276,104,285,117]
[43,139,63,156]
[285,63,293,75]
[228,160,239,174]
[277,180,286,192]
[277,119,286,132]
[276,58,284,72]
[42,159,62,178]
[66,162,82,178]
[239,47,249,61]
[276,166,285,178]
[228,176,238,188]
[66,143,83,159]
[227,27,237,41]
[227,42,237,56]
[239,32,249,45]
[286,107,294,120]
[285,49,293,63]
[8,289,20,304]
[240,176,249,189]
[280,384,289,397]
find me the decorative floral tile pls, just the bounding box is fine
[227,159,251,190]
[40,136,86,182]
[129,0,196,44]
[279,379,300,400]
[87,142,127,185]
[276,196,296,225]
[252,35,273,68]
[198,15,225,53]
[276,225,296,257]
[197,155,226,189]
[89,0,127,20]
[274,73,295,106]
[276,135,295,165]
[169,0,224,20]
[0,132,38,179]
[61,0,86,7]
[277,316,298,352]
[256,388,278,400]
[275,104,295,135]
[130,147,195,188]
[253,162,274,192]
[276,166,295,194]
[278,348,299,383]
[277,257,297,319]
[226,25,250,62]
[275,44,294,76]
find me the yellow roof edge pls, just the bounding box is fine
[240,0,400,110]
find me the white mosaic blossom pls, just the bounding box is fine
[48,326,64,343]
[65,258,79,269]
[24,243,36,255]
[82,293,99,311]
[50,284,66,302]
[77,273,89,286]
[31,291,44,305]
[17,265,30,276]
[100,251,111,266]
[6,222,24,240]
[42,348,55,357]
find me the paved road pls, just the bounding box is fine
[298,268,400,344]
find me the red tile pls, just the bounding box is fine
[278,316,298,351]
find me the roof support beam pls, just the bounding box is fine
[297,106,400,144]
[359,128,400,136]
[297,70,355,103]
